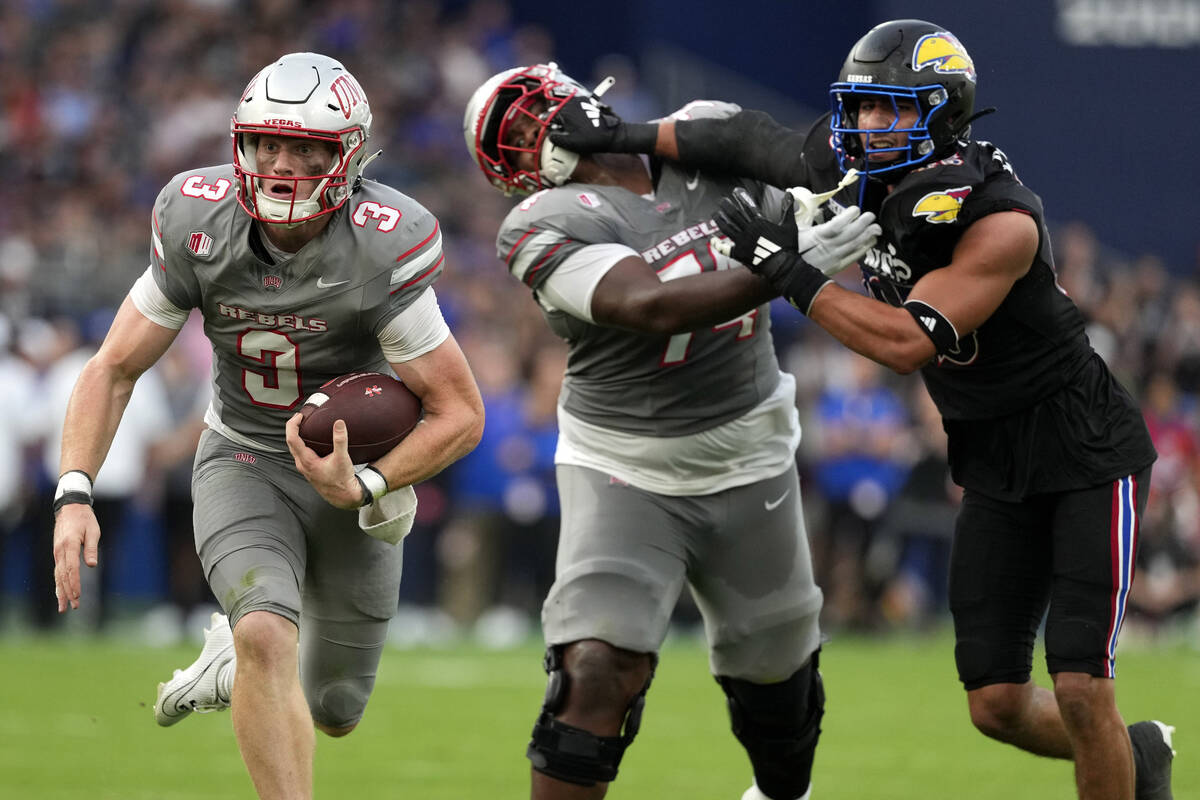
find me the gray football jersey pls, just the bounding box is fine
[497,107,781,437]
[150,165,443,451]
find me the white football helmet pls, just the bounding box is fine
[462,62,586,196]
[232,52,377,226]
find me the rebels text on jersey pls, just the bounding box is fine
[149,164,443,451]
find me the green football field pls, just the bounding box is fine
[1,628,1195,799]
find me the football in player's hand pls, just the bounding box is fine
[298,372,422,463]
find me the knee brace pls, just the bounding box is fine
[526,645,656,786]
[718,651,825,800]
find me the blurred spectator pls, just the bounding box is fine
[809,352,910,629]
[1155,283,1200,394]
[0,314,41,617]
[1129,371,1200,632]
[144,315,216,636]
[30,308,171,630]
[438,330,564,643]
[873,384,960,630]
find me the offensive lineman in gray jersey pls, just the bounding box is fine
[463,64,878,800]
[51,53,484,799]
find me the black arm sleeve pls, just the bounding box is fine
[674,110,810,189]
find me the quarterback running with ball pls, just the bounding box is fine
[51,53,483,799]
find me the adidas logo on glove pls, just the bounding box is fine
[753,236,781,265]
[581,97,604,127]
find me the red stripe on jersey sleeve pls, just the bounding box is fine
[395,220,440,262]
[504,228,538,269]
[390,254,445,295]
[524,242,565,286]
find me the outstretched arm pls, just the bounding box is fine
[549,94,809,187]
[53,296,181,611]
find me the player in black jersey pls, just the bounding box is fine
[549,18,1174,800]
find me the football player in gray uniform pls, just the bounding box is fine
[463,63,878,800]
[51,53,484,799]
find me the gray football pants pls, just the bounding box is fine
[191,429,403,728]
[545,464,823,682]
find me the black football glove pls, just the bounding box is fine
[712,188,800,267]
[547,93,658,154]
[714,188,880,314]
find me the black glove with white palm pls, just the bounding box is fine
[547,77,659,154]
[713,188,880,314]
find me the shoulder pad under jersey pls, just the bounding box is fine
[496,187,625,289]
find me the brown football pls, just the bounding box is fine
[298,372,422,463]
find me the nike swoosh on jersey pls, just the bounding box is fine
[685,172,700,191]
[316,277,350,289]
[765,488,790,511]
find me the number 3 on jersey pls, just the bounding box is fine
[238,329,302,409]
[658,250,757,365]
[353,201,401,233]
[181,175,232,202]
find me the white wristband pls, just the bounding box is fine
[54,470,94,501]
[357,465,389,505]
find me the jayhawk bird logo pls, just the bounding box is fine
[912,33,977,82]
[912,186,973,224]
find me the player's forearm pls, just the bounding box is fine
[673,111,808,188]
[602,268,775,335]
[373,394,484,489]
[656,269,776,333]
[807,285,935,374]
[58,356,138,478]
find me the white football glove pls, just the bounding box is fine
[795,202,881,277]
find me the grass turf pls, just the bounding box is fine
[0,627,1194,798]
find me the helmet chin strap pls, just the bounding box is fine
[539,139,579,187]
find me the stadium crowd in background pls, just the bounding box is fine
[1,0,1198,653]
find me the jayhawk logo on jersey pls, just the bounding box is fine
[912,186,973,224]
[912,33,976,82]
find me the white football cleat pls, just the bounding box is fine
[741,783,812,800]
[154,611,234,727]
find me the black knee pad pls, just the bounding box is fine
[718,651,825,800]
[308,676,372,730]
[526,645,656,786]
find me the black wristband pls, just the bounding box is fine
[356,465,389,507]
[53,491,94,515]
[355,474,373,508]
[614,123,659,154]
[761,251,834,316]
[53,470,95,515]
